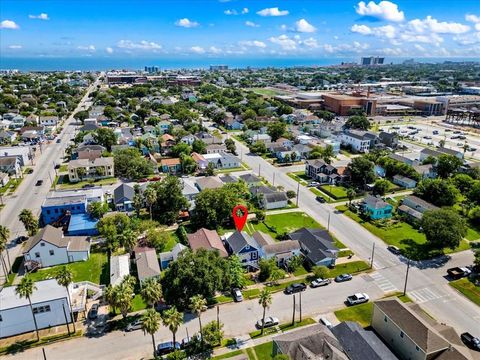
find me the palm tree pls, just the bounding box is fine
[16,276,40,341]
[142,308,161,358]
[119,229,138,255]
[0,225,11,275]
[117,281,134,320]
[55,266,76,333]
[143,187,157,220]
[18,209,38,236]
[190,295,207,340]
[258,289,272,335]
[141,277,163,308]
[346,188,356,207]
[162,306,183,346]
[104,284,118,313]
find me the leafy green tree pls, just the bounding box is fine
[372,178,390,196]
[249,141,267,155]
[19,209,38,236]
[55,266,76,333]
[205,162,216,176]
[88,201,109,219]
[93,128,117,151]
[73,110,89,123]
[347,157,375,188]
[243,109,257,121]
[223,255,246,289]
[312,265,330,279]
[142,308,161,358]
[113,148,154,180]
[346,188,356,206]
[321,145,335,164]
[162,306,183,345]
[116,276,136,320]
[286,255,303,273]
[345,115,370,130]
[171,142,192,158]
[258,289,272,335]
[143,186,157,220]
[414,179,459,207]
[267,121,287,142]
[16,276,40,341]
[452,174,474,193]
[474,249,480,268]
[269,267,286,285]
[190,295,207,341]
[435,154,463,178]
[258,258,277,282]
[202,321,224,347]
[192,139,207,154]
[422,209,466,250]
[150,176,188,224]
[180,154,196,174]
[315,110,335,121]
[0,225,11,275]
[224,138,237,155]
[141,277,163,308]
[133,192,144,216]
[467,181,480,206]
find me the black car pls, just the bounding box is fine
[15,236,29,244]
[88,304,99,320]
[387,245,401,255]
[35,179,43,186]
[82,184,95,189]
[316,196,326,203]
[54,164,61,169]
[284,283,307,294]
[56,138,61,143]
[461,332,480,351]
[156,342,181,356]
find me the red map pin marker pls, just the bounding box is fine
[232,205,248,232]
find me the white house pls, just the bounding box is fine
[0,279,72,338]
[180,134,196,145]
[110,254,130,286]
[262,192,289,210]
[23,225,91,270]
[39,116,59,127]
[338,130,371,153]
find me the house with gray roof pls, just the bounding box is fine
[288,228,338,267]
[224,231,260,271]
[239,173,262,187]
[110,254,130,286]
[195,176,223,191]
[398,195,439,221]
[113,183,135,212]
[261,240,302,267]
[134,246,161,282]
[159,243,187,270]
[23,225,90,270]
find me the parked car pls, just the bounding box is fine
[315,196,326,203]
[310,278,331,288]
[181,334,201,349]
[54,164,61,169]
[156,342,181,356]
[447,267,471,280]
[284,283,307,294]
[35,179,43,186]
[255,316,279,329]
[307,181,319,187]
[319,317,333,328]
[461,332,480,351]
[56,138,61,143]
[387,245,401,255]
[232,288,243,302]
[125,319,143,332]
[82,184,95,188]
[346,293,369,306]
[88,304,99,320]
[15,235,29,244]
[335,274,353,282]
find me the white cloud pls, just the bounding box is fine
[355,1,405,22]
[269,34,297,50]
[302,37,319,48]
[77,45,96,51]
[117,40,162,50]
[175,18,199,28]
[414,44,427,52]
[0,20,19,29]
[382,47,402,55]
[28,13,49,20]
[245,21,260,27]
[190,46,205,54]
[465,14,480,31]
[257,7,289,17]
[400,32,443,46]
[8,45,22,49]
[351,24,372,35]
[239,40,267,48]
[106,47,114,54]
[209,46,222,54]
[224,10,237,15]
[454,32,480,45]
[280,24,288,31]
[408,16,469,34]
[295,19,316,33]
[242,8,249,14]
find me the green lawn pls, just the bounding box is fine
[212,350,244,360]
[26,252,109,285]
[55,175,118,189]
[253,342,274,360]
[465,223,480,241]
[335,302,373,328]
[287,171,309,186]
[0,178,23,195]
[319,185,349,199]
[249,318,316,339]
[164,231,180,252]
[248,212,323,239]
[328,261,371,278]
[58,164,68,172]
[450,278,480,306]
[338,207,470,259]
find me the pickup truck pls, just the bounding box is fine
[447,267,471,280]
[346,293,369,306]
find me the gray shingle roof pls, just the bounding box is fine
[113,183,135,204]
[226,231,259,253]
[288,228,338,264]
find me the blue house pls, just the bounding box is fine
[362,195,393,220]
[67,213,99,236]
[224,231,259,271]
[41,195,87,225]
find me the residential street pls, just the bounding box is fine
[0,75,102,280]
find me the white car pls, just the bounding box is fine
[311,278,331,288]
[346,293,369,306]
[255,316,279,329]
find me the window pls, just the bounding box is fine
[46,210,51,215]
[415,346,420,351]
[400,331,404,338]
[54,208,59,214]
[35,252,40,258]
[49,250,55,256]
[32,305,51,314]
[384,316,388,323]
[40,242,45,247]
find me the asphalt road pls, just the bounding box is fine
[0,75,102,280]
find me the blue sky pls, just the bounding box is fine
[1,0,479,59]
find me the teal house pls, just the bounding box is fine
[362,195,393,220]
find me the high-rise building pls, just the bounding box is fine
[144,66,159,73]
[361,57,385,66]
[209,65,228,71]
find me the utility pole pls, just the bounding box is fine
[327,212,331,232]
[292,294,296,326]
[62,302,70,335]
[296,182,300,206]
[403,258,411,296]
[299,291,302,322]
[42,348,47,360]
[370,242,376,269]
[258,164,261,177]
[273,172,275,186]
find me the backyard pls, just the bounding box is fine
[26,252,109,285]
[53,175,118,190]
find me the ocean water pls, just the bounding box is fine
[1,56,478,72]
